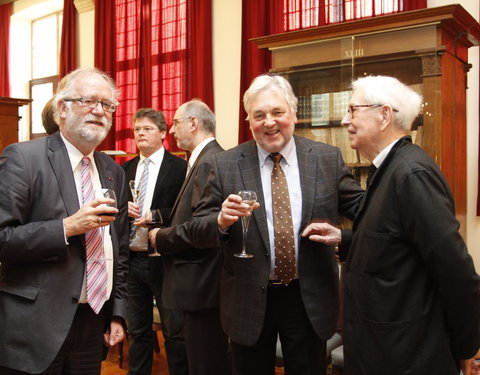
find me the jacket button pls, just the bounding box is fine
[72,297,79,304]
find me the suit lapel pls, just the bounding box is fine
[94,152,116,190]
[169,141,217,222]
[47,134,80,216]
[295,136,316,227]
[238,141,270,254]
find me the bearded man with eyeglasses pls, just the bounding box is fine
[0,68,129,374]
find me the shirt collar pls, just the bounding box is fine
[257,136,296,167]
[372,138,401,168]
[189,137,215,167]
[60,132,95,170]
[140,146,164,165]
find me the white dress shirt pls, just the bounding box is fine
[61,133,113,302]
[256,137,302,279]
[129,147,165,251]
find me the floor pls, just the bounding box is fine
[101,331,288,375]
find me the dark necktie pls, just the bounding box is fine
[270,152,296,285]
[366,164,377,188]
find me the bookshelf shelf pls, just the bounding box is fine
[252,4,480,236]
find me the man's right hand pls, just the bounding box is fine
[217,194,260,231]
[63,198,117,238]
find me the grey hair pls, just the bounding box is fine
[52,67,118,123]
[181,99,216,135]
[243,74,298,120]
[351,75,422,131]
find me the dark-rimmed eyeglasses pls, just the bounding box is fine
[64,98,117,113]
[347,104,398,118]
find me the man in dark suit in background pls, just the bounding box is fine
[303,75,480,375]
[122,108,188,375]
[0,67,129,374]
[148,100,229,375]
[182,74,364,375]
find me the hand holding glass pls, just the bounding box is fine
[235,190,257,258]
[98,188,117,216]
[144,209,164,257]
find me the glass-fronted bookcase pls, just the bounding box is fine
[252,4,480,235]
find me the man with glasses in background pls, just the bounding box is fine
[0,67,128,374]
[122,108,188,375]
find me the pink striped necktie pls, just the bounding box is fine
[81,157,107,314]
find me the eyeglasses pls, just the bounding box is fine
[347,104,398,118]
[64,98,117,113]
[172,117,192,126]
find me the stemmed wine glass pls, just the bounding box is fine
[235,190,257,258]
[98,188,117,216]
[144,209,164,257]
[129,180,140,205]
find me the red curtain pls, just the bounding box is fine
[59,0,77,78]
[94,0,118,151]
[0,3,11,97]
[94,0,213,155]
[238,0,427,143]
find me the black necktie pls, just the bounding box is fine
[366,164,377,188]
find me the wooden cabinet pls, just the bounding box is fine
[0,97,31,153]
[252,4,480,234]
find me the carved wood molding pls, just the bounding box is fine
[74,0,94,13]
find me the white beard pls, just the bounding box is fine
[64,110,112,148]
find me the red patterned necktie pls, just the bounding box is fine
[270,152,296,285]
[81,157,107,314]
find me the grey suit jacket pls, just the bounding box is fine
[187,135,364,345]
[156,139,224,311]
[0,132,129,373]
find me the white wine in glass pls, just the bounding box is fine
[235,190,257,258]
[128,180,140,204]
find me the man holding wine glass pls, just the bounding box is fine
[0,68,129,374]
[148,100,228,375]
[121,108,188,375]
[184,74,365,375]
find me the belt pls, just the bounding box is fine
[268,279,299,288]
[129,250,149,258]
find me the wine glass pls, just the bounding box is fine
[129,180,141,205]
[235,190,257,258]
[145,209,164,257]
[98,188,117,216]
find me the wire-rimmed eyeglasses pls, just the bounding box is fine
[347,104,398,118]
[63,97,117,113]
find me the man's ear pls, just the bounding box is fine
[379,105,394,131]
[58,100,68,120]
[190,116,199,132]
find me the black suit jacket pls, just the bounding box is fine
[183,136,364,345]
[0,132,129,373]
[155,139,224,311]
[343,137,480,374]
[121,149,187,222]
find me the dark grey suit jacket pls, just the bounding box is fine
[156,139,224,311]
[0,132,129,373]
[186,135,364,345]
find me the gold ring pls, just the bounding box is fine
[98,216,102,223]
